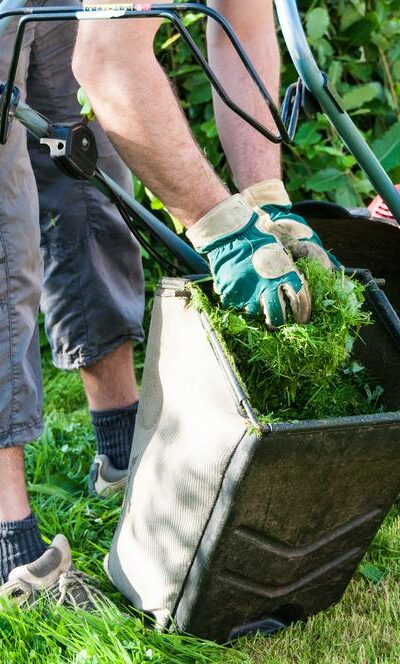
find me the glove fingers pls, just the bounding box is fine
[280,278,312,325]
[271,218,314,244]
[255,217,339,271]
[252,242,298,280]
[259,290,286,329]
[289,240,334,271]
[254,242,312,327]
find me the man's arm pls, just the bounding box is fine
[72,3,313,327]
[207,0,281,189]
[72,7,229,228]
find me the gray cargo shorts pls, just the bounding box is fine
[0,0,145,447]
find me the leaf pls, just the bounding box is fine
[316,37,334,67]
[227,315,247,335]
[187,82,212,105]
[359,563,385,584]
[371,123,400,172]
[168,213,185,235]
[334,186,359,208]
[160,33,181,50]
[394,61,400,82]
[353,178,374,195]
[342,82,383,111]
[200,118,218,139]
[29,483,77,502]
[328,60,343,86]
[306,168,348,193]
[144,187,164,211]
[306,8,330,42]
[343,15,379,47]
[294,122,322,147]
[340,4,365,32]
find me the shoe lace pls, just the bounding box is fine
[43,569,106,611]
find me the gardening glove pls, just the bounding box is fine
[186,194,311,328]
[241,179,340,270]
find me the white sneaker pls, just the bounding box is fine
[88,454,128,498]
[0,535,100,609]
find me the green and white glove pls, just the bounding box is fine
[242,179,339,270]
[187,194,311,328]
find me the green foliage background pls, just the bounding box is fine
[139,0,400,218]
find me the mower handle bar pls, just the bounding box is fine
[0,3,294,146]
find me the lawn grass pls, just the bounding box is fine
[3,324,399,663]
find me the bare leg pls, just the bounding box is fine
[0,447,48,583]
[207,0,281,189]
[80,341,139,411]
[72,11,229,228]
[0,448,30,522]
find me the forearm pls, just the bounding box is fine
[207,0,281,188]
[72,9,228,227]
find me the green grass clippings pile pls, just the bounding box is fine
[193,259,383,423]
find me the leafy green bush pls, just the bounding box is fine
[285,1,400,206]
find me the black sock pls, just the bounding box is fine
[90,401,139,470]
[0,513,47,583]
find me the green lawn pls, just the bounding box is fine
[2,337,399,663]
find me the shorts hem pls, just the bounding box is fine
[52,330,145,370]
[0,417,43,448]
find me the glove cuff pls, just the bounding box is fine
[241,179,291,208]
[186,194,255,252]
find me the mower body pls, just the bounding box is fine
[108,271,400,641]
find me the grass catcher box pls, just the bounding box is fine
[108,271,400,642]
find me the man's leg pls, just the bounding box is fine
[28,4,144,481]
[0,449,30,523]
[80,341,139,411]
[0,20,47,583]
[81,341,139,473]
[0,450,47,583]
[207,0,281,189]
[72,8,229,228]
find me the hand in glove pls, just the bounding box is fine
[187,194,311,328]
[242,179,340,270]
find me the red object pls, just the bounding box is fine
[368,184,400,222]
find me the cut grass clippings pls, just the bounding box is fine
[191,259,384,422]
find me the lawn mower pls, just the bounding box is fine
[1,0,400,642]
